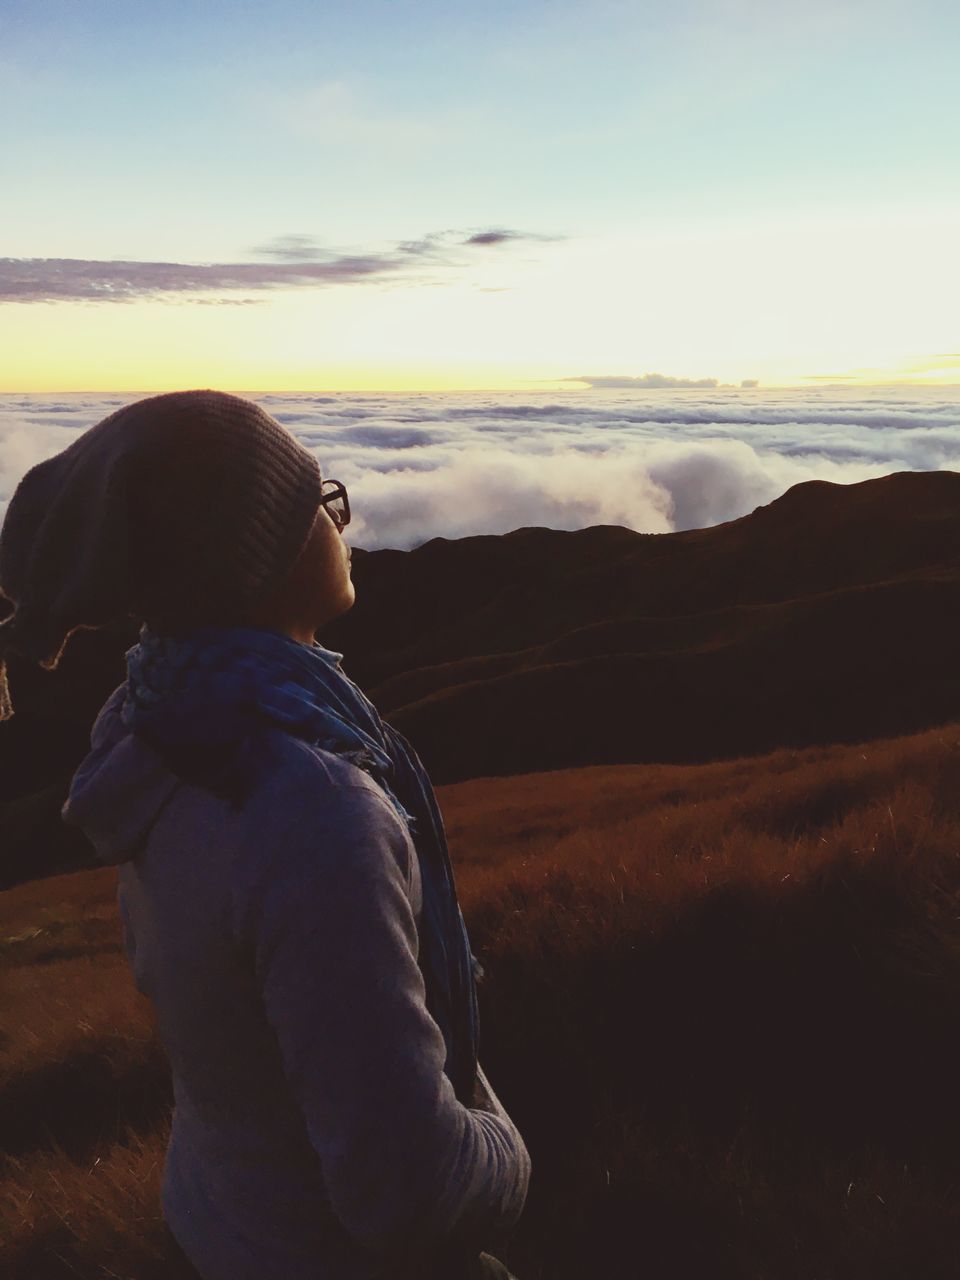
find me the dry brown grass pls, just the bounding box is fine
[3,721,960,1278]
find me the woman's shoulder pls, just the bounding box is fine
[241,728,405,833]
[228,730,418,932]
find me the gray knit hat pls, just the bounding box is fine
[0,389,323,720]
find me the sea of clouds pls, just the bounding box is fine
[1,387,958,551]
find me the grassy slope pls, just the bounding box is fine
[2,721,960,1278]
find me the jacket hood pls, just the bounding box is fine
[61,683,183,865]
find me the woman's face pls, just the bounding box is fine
[244,500,355,642]
[302,500,355,624]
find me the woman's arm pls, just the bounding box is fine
[232,773,531,1261]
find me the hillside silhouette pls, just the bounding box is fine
[1,467,958,885]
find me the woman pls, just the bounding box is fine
[0,390,531,1280]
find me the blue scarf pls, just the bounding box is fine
[121,623,480,1105]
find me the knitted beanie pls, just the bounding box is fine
[0,390,324,721]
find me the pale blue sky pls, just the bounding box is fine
[2,0,958,389]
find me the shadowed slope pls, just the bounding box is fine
[371,568,960,781]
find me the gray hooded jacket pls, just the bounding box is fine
[61,685,531,1280]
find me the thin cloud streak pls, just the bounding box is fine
[250,234,328,261]
[463,230,558,247]
[0,255,403,303]
[563,374,742,389]
[0,227,552,304]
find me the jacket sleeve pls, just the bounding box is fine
[234,778,531,1259]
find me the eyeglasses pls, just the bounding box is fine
[319,478,350,529]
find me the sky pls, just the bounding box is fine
[2,0,959,391]
[3,387,958,547]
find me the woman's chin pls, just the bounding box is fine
[338,580,357,614]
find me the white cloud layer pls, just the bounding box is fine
[1,387,958,551]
